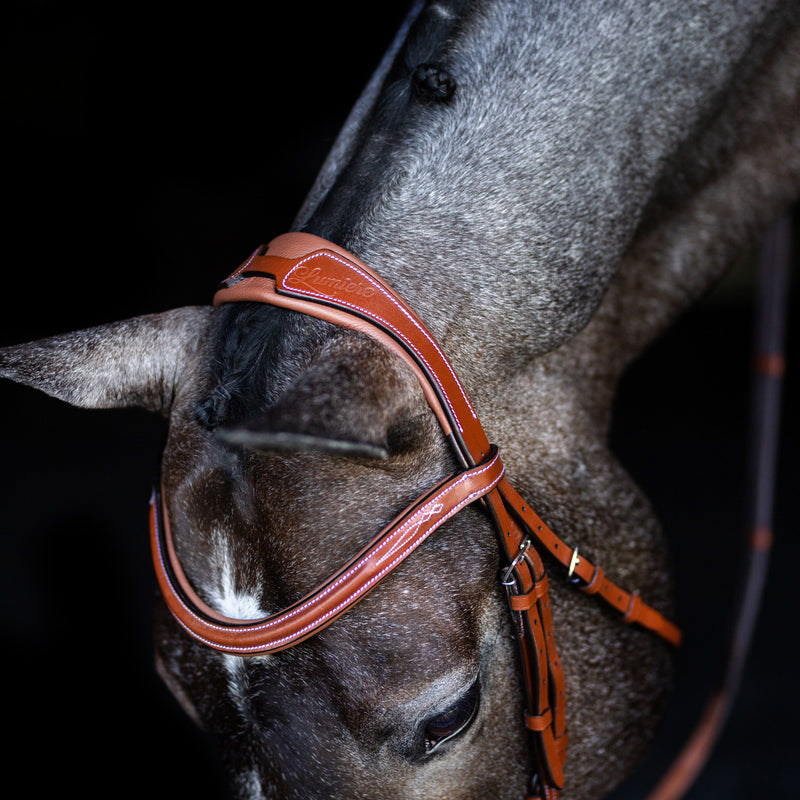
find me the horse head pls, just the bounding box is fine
[2,1,798,798]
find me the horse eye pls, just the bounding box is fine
[423,683,479,755]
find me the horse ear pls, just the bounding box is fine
[0,307,212,413]
[216,334,424,460]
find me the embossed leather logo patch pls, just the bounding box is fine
[285,253,378,300]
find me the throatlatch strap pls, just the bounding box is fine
[153,232,682,800]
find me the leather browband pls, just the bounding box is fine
[152,448,505,652]
[150,232,682,800]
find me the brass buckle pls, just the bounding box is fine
[567,546,580,580]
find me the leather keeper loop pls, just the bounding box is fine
[755,352,785,377]
[510,576,550,611]
[525,707,553,732]
[623,590,642,624]
[581,564,604,595]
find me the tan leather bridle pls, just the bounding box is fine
[150,232,683,800]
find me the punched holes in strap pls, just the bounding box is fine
[580,566,681,645]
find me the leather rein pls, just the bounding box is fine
[150,232,683,800]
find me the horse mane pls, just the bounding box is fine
[194,304,330,431]
[194,3,487,434]
[376,0,472,126]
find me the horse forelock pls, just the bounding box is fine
[194,303,329,431]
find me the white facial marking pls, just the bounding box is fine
[235,767,266,800]
[206,528,272,703]
[207,528,266,620]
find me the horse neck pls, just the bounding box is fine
[298,1,797,388]
[294,0,799,455]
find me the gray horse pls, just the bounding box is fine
[2,1,798,798]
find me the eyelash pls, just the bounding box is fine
[423,682,480,755]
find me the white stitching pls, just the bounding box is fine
[226,248,260,282]
[377,502,444,565]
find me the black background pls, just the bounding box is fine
[1,2,797,797]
